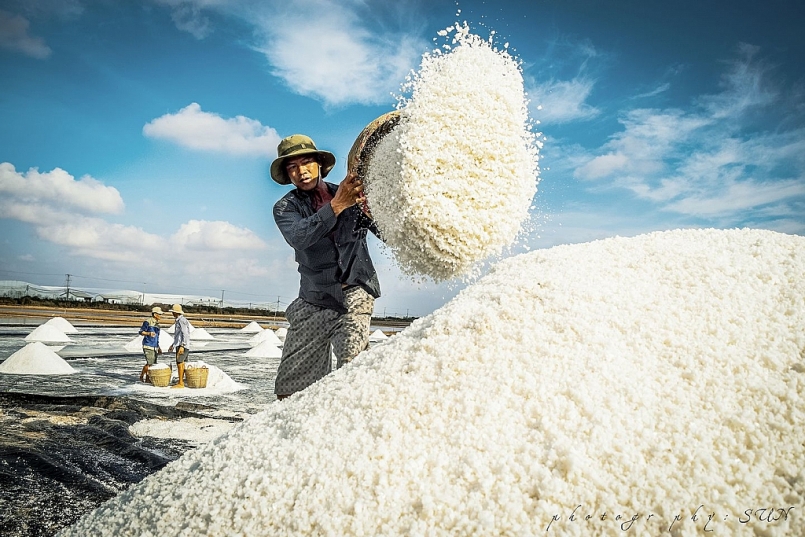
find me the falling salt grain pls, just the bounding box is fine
[364,23,540,281]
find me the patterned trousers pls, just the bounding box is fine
[273,286,374,397]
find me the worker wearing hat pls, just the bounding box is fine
[139,306,163,382]
[167,303,191,388]
[271,134,381,400]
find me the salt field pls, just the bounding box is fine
[0,324,276,416]
[53,228,805,537]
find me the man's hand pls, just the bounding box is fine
[331,172,364,216]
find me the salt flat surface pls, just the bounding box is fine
[0,342,77,375]
[118,364,245,398]
[130,417,236,443]
[58,229,805,536]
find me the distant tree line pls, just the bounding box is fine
[0,295,416,324]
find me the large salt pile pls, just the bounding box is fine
[44,316,78,334]
[0,342,76,375]
[363,23,540,281]
[24,324,72,344]
[59,229,804,537]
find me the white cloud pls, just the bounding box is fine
[150,0,426,107]
[568,48,805,228]
[259,5,422,106]
[0,163,124,216]
[528,78,600,125]
[171,220,267,250]
[0,9,51,58]
[143,103,281,156]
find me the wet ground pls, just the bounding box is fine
[0,320,399,536]
[0,324,280,537]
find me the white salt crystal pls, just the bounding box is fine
[364,23,541,281]
[0,342,76,375]
[58,228,805,537]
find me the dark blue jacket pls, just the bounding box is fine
[139,317,160,348]
[273,181,381,313]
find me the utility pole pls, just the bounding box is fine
[274,296,281,323]
[220,290,225,310]
[64,274,71,300]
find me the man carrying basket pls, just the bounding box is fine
[270,134,381,400]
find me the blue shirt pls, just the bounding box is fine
[139,316,160,348]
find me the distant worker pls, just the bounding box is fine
[270,134,381,400]
[167,303,191,389]
[138,306,163,382]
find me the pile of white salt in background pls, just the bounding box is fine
[364,23,541,281]
[59,229,804,537]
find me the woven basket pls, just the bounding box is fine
[347,110,401,180]
[149,366,172,387]
[185,367,209,389]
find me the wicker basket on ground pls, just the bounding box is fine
[184,366,209,389]
[149,366,172,387]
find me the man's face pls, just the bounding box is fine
[285,155,320,191]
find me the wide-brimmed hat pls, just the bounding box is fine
[270,134,336,185]
[151,306,164,314]
[170,304,184,314]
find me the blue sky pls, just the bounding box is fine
[1,0,803,317]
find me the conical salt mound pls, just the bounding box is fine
[249,329,281,347]
[191,327,215,341]
[240,321,263,333]
[44,316,78,334]
[244,341,282,358]
[274,327,287,341]
[0,342,77,375]
[25,324,72,344]
[58,229,805,537]
[369,328,388,342]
